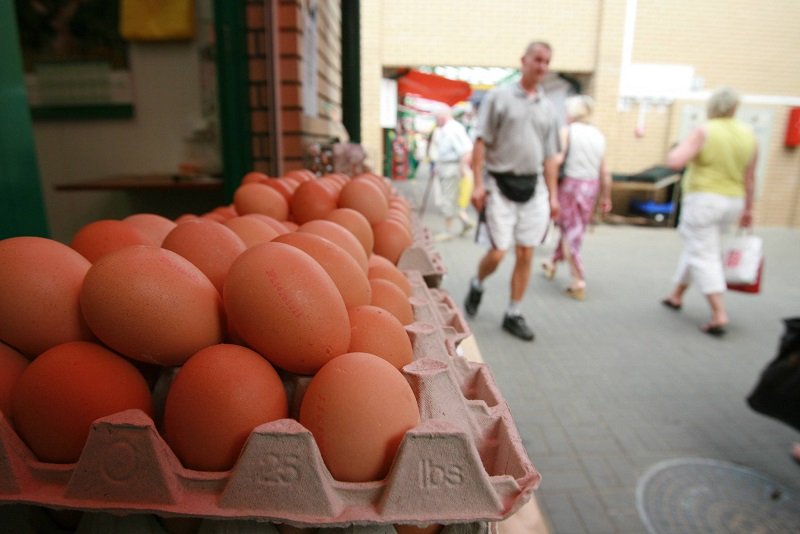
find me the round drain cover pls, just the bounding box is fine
[637,458,800,534]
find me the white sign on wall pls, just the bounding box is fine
[380,79,398,129]
[621,63,695,101]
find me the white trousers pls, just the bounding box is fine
[673,192,744,294]
[435,162,462,218]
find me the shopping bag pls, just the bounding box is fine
[746,317,800,432]
[723,233,763,292]
[458,171,474,209]
[727,260,764,293]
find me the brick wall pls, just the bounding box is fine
[245,0,277,175]
[245,0,345,174]
[278,0,345,172]
[362,0,800,227]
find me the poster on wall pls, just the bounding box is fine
[14,0,134,119]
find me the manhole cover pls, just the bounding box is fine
[636,458,800,534]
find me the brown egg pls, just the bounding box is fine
[223,242,350,375]
[370,278,414,325]
[282,220,299,232]
[290,180,338,224]
[387,207,412,230]
[319,176,344,195]
[299,352,420,482]
[298,220,369,274]
[324,207,374,257]
[286,169,315,182]
[0,237,93,356]
[123,213,177,246]
[390,196,412,215]
[163,344,288,471]
[0,341,29,416]
[338,179,389,224]
[325,173,350,187]
[10,341,153,463]
[368,254,412,297]
[242,171,269,184]
[161,219,247,294]
[273,232,370,308]
[372,218,413,265]
[354,172,393,200]
[210,204,239,221]
[244,213,291,236]
[348,305,413,369]
[70,219,153,263]
[202,212,228,224]
[175,214,199,224]
[233,182,290,221]
[262,178,297,204]
[224,215,280,248]
[80,246,225,366]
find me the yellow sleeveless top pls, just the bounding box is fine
[683,118,756,197]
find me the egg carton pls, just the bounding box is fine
[406,269,470,350]
[398,217,446,289]
[0,320,539,529]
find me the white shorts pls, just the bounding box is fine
[482,174,551,250]
[673,192,744,294]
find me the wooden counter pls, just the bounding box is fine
[55,173,224,191]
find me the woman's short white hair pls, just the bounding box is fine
[707,87,740,118]
[565,95,593,121]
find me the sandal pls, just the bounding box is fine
[700,323,726,337]
[541,261,556,280]
[565,285,586,301]
[661,298,682,311]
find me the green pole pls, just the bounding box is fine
[0,1,50,238]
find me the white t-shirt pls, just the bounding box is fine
[431,119,473,163]
[563,122,606,180]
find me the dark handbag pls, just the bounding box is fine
[558,125,570,182]
[490,172,537,202]
[746,317,800,432]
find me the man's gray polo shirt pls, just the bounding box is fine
[474,83,560,176]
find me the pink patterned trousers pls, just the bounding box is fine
[551,177,600,279]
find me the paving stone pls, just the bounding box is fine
[571,492,616,534]
[404,174,800,534]
[538,493,587,534]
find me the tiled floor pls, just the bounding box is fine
[399,173,800,533]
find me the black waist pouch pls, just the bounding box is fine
[490,172,538,202]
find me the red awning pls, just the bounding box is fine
[397,70,472,106]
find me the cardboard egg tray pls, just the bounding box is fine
[398,217,447,288]
[0,271,539,530]
[406,269,471,350]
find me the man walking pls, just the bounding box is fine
[430,106,475,239]
[464,41,561,341]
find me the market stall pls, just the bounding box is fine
[0,171,542,533]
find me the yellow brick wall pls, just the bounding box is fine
[362,0,800,227]
[378,0,599,71]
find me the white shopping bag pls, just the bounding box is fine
[722,234,763,285]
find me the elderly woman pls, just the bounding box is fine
[541,95,612,300]
[660,87,757,337]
